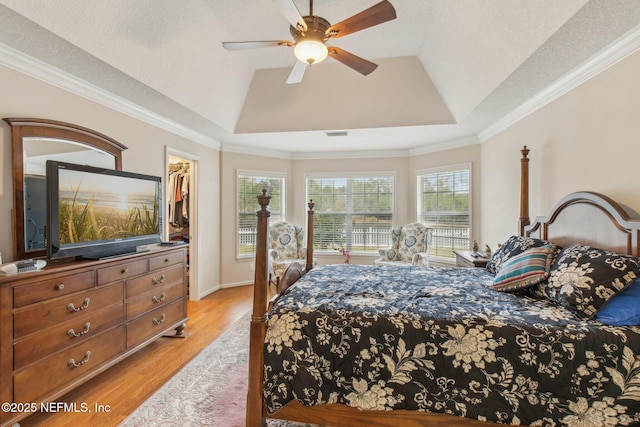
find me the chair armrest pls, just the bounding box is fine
[376,248,396,263]
[413,229,433,266]
[378,248,393,257]
[412,252,430,267]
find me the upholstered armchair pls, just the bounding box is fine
[269,222,315,286]
[374,223,433,266]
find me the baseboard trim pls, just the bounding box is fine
[220,280,253,289]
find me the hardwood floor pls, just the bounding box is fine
[20,285,255,427]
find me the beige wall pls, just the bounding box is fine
[480,49,640,249]
[0,64,221,298]
[219,151,293,287]
[219,150,484,286]
[5,46,636,292]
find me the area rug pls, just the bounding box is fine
[120,313,314,427]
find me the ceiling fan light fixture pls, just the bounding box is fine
[294,38,328,65]
[223,1,397,83]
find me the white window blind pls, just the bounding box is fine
[417,165,470,259]
[306,174,393,254]
[237,171,284,257]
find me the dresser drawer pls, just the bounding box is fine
[125,264,183,299]
[14,283,124,338]
[13,270,95,308]
[0,246,189,427]
[126,299,185,348]
[14,325,125,403]
[126,281,184,320]
[97,259,148,285]
[149,249,185,271]
[14,303,124,369]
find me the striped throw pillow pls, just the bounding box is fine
[490,244,558,292]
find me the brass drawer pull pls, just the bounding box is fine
[152,313,166,325]
[68,322,91,338]
[121,268,129,274]
[67,298,90,312]
[68,350,91,368]
[152,274,166,285]
[152,293,166,303]
[55,283,65,291]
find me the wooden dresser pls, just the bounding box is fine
[0,245,188,426]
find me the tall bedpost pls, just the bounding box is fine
[306,200,315,272]
[247,189,270,427]
[519,145,530,236]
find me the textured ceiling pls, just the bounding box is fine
[1,0,640,156]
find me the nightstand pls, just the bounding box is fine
[453,250,489,268]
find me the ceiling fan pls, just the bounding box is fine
[222,0,397,84]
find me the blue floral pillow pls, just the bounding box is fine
[539,244,640,319]
[485,235,551,274]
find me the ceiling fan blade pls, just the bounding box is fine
[222,40,291,50]
[326,0,397,39]
[273,0,307,32]
[327,47,378,76]
[286,61,307,84]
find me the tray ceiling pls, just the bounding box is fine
[1,0,639,156]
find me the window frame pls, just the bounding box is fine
[236,169,286,259]
[416,163,472,264]
[305,171,395,256]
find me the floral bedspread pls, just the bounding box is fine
[264,263,640,426]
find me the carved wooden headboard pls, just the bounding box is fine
[523,191,640,257]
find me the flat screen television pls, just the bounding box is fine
[46,160,162,260]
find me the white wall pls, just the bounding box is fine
[0,64,221,298]
[480,49,640,248]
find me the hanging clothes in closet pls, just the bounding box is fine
[168,162,190,241]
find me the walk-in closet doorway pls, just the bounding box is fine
[166,148,198,300]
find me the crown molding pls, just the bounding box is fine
[409,135,480,157]
[479,24,640,142]
[0,39,472,161]
[0,43,221,150]
[221,142,293,159]
[292,148,410,160]
[7,18,636,159]
[221,142,415,160]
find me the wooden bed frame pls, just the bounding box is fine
[246,147,640,427]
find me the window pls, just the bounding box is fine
[417,165,471,260]
[237,171,285,257]
[306,174,393,254]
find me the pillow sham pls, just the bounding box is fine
[490,244,558,292]
[485,235,551,274]
[594,279,640,326]
[540,244,640,319]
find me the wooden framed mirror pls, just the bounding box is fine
[4,118,127,260]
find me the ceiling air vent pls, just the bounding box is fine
[326,131,348,137]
